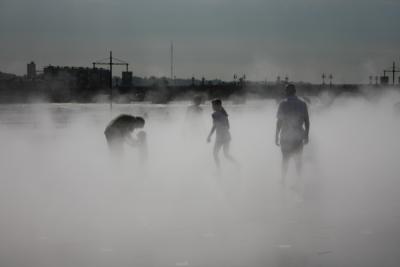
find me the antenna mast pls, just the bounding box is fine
[170,41,174,84]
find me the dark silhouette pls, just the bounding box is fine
[186,95,203,117]
[275,84,310,184]
[207,99,237,171]
[183,95,205,136]
[104,114,145,157]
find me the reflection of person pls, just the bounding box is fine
[275,84,310,184]
[104,114,145,157]
[207,99,237,170]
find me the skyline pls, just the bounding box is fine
[8,58,400,86]
[1,0,399,84]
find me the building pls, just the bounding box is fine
[380,76,389,85]
[27,61,36,79]
[43,65,110,90]
[121,71,133,87]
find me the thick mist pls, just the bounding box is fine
[1,92,400,267]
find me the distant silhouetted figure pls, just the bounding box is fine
[183,95,205,141]
[275,84,310,185]
[186,95,203,117]
[104,114,145,157]
[207,99,237,171]
[185,96,204,126]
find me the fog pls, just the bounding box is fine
[1,91,400,267]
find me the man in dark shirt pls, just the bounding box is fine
[275,84,310,184]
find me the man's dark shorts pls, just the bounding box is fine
[280,139,303,157]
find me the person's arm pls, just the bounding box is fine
[303,104,310,144]
[275,119,282,146]
[125,134,139,147]
[207,125,215,143]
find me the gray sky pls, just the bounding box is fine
[1,0,399,83]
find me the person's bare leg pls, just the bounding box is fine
[222,142,238,166]
[294,146,303,177]
[213,142,222,171]
[281,153,289,186]
[293,149,304,196]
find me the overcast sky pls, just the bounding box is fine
[0,0,399,83]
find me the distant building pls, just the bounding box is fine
[121,71,133,87]
[380,76,389,85]
[43,65,110,90]
[27,61,36,79]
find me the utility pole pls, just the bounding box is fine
[392,62,396,85]
[110,51,113,110]
[93,51,129,111]
[170,41,174,85]
[383,61,400,85]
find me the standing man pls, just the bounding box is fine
[275,84,310,185]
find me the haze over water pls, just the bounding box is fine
[1,91,400,267]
